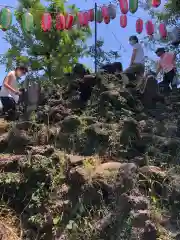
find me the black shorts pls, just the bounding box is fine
[1,96,16,120]
[163,69,176,85]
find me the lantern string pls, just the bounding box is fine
[105,25,126,51]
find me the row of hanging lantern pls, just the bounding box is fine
[0,8,34,32]
[0,1,167,39]
[119,0,161,14]
[0,8,76,32]
[118,0,162,33]
[0,0,162,31]
[119,0,138,14]
[0,4,117,31]
[136,19,167,39]
[119,15,167,39]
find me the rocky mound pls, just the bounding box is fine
[0,71,180,239]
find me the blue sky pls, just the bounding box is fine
[0,0,165,82]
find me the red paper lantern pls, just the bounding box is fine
[146,20,154,35]
[136,18,143,34]
[152,0,161,7]
[83,12,89,26]
[119,0,128,14]
[65,14,74,29]
[88,9,94,22]
[120,15,127,28]
[77,12,84,26]
[41,13,52,31]
[104,17,110,24]
[159,23,167,38]
[56,14,65,30]
[102,5,109,18]
[102,6,110,23]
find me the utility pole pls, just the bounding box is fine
[94,2,97,73]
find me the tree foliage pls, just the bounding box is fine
[0,0,91,83]
[140,0,180,22]
[87,39,121,69]
[140,0,180,71]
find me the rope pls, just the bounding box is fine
[106,25,126,52]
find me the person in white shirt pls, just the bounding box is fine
[0,66,28,120]
[124,35,145,85]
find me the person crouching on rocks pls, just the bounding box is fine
[124,35,145,88]
[155,48,176,94]
[0,66,28,120]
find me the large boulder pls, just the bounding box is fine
[72,63,90,77]
[100,90,127,111]
[7,128,31,153]
[48,105,71,123]
[140,74,159,108]
[61,115,81,132]
[23,82,40,120]
[85,123,110,148]
[100,62,123,74]
[131,210,151,228]
[142,221,158,240]
[120,119,140,145]
[0,119,9,134]
[79,75,97,103]
[0,133,8,152]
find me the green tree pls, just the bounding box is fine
[88,39,121,69]
[0,0,91,83]
[140,0,180,20]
